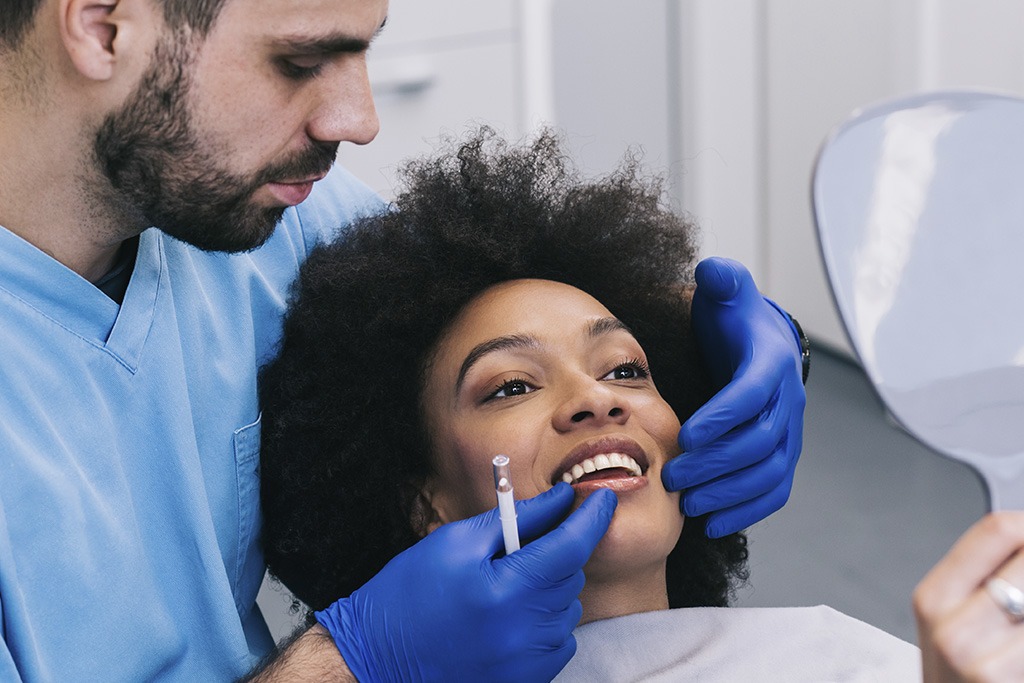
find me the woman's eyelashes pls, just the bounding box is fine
[482,358,651,403]
[485,377,536,402]
[602,358,651,382]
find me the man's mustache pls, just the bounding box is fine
[257,141,339,185]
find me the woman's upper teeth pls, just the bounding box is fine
[560,452,643,484]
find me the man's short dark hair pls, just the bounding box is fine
[0,0,40,48]
[259,128,749,616]
[0,0,228,50]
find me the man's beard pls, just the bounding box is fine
[93,35,337,253]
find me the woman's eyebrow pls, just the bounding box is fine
[455,334,539,393]
[589,317,633,338]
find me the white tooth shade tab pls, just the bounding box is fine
[560,453,643,484]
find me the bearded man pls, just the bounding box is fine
[0,1,807,679]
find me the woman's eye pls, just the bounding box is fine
[602,360,650,381]
[488,378,535,400]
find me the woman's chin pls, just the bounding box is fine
[581,493,683,583]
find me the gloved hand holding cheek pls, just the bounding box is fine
[662,256,806,538]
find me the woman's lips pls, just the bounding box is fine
[571,470,650,495]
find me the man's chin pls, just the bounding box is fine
[157,206,284,253]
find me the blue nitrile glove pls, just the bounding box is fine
[662,256,806,538]
[315,484,617,682]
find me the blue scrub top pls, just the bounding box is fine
[0,166,383,681]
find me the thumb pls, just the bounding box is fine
[503,489,618,584]
[694,257,750,304]
[513,482,577,540]
[452,483,577,559]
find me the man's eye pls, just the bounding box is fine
[277,57,325,80]
[488,378,535,400]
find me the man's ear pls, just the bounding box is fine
[408,478,457,538]
[60,0,144,81]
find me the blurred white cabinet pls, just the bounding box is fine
[548,2,671,182]
[339,0,523,199]
[338,0,1024,354]
[674,0,1024,355]
[767,0,1024,353]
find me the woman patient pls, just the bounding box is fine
[259,130,919,680]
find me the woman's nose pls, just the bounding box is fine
[552,378,631,432]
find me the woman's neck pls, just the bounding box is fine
[577,563,670,625]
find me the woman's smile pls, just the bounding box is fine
[553,435,649,497]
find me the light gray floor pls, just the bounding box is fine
[258,345,990,645]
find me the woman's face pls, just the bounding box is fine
[419,279,684,575]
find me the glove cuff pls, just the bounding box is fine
[315,599,376,682]
[762,297,810,385]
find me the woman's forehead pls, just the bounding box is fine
[454,279,614,340]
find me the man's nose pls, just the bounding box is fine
[307,57,380,146]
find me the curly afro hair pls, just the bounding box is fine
[259,128,748,615]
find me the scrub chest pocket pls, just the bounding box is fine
[232,414,265,618]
